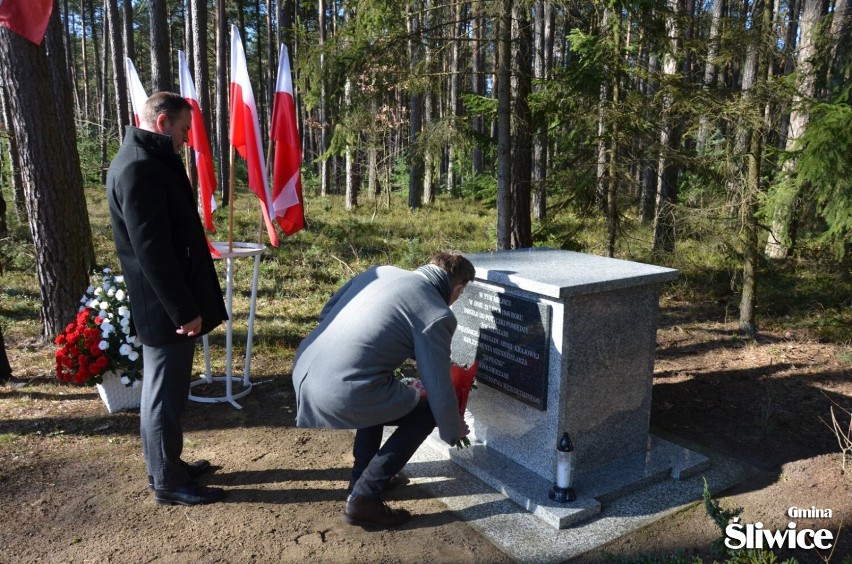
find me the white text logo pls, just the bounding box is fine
[725,515,834,551]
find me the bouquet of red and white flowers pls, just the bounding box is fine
[54,269,142,387]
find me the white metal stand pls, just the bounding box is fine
[189,241,265,409]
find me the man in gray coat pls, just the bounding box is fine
[293,251,476,529]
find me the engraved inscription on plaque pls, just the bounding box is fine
[451,282,551,410]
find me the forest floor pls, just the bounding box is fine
[1,300,850,563]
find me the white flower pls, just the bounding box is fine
[118,306,129,318]
[103,267,112,274]
[131,378,141,388]
[98,340,109,350]
[107,287,116,297]
[100,322,114,336]
[94,287,103,296]
[120,375,130,385]
[125,334,134,343]
[100,300,111,311]
[128,351,140,362]
[115,289,126,301]
[119,344,132,356]
[122,325,131,335]
[98,310,108,319]
[86,285,95,295]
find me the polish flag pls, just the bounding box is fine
[178,50,217,233]
[125,58,148,128]
[0,0,53,45]
[270,44,305,236]
[229,25,279,247]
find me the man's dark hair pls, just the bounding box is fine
[430,251,476,287]
[142,92,192,127]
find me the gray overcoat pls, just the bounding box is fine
[293,266,464,445]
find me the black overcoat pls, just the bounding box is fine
[107,127,227,347]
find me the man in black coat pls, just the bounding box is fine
[107,92,228,506]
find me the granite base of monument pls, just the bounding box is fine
[423,431,710,529]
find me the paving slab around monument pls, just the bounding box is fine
[396,431,752,563]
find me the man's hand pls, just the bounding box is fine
[176,315,202,337]
[454,421,471,449]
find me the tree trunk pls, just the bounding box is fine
[532,0,553,221]
[216,0,229,205]
[319,0,330,197]
[595,8,611,212]
[696,0,725,154]
[344,80,358,210]
[605,12,622,258]
[81,2,90,123]
[470,3,484,176]
[190,0,212,138]
[640,53,659,224]
[446,0,464,195]
[511,2,533,249]
[827,0,850,90]
[738,0,771,336]
[0,18,94,337]
[407,2,424,209]
[0,85,26,220]
[150,0,171,91]
[765,0,824,258]
[496,0,513,249]
[652,0,682,256]
[105,0,129,142]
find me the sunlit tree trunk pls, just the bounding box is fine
[532,0,553,221]
[765,0,824,258]
[652,0,682,256]
[319,0,330,197]
[0,14,94,337]
[738,0,771,336]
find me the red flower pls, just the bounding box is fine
[450,361,479,417]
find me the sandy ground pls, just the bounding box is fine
[1,315,850,563]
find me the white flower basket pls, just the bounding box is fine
[96,372,142,413]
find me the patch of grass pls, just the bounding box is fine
[0,432,19,443]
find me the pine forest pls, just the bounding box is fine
[0,0,850,339]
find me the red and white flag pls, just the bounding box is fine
[0,0,53,45]
[270,44,305,236]
[125,58,148,128]
[229,25,279,247]
[178,50,217,233]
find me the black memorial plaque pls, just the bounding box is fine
[451,282,551,410]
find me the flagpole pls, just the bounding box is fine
[260,138,274,245]
[228,145,235,254]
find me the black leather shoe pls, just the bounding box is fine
[154,481,225,506]
[148,459,212,490]
[342,495,411,529]
[182,459,211,478]
[346,474,410,495]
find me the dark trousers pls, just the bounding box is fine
[351,397,436,498]
[0,327,11,382]
[141,339,196,490]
